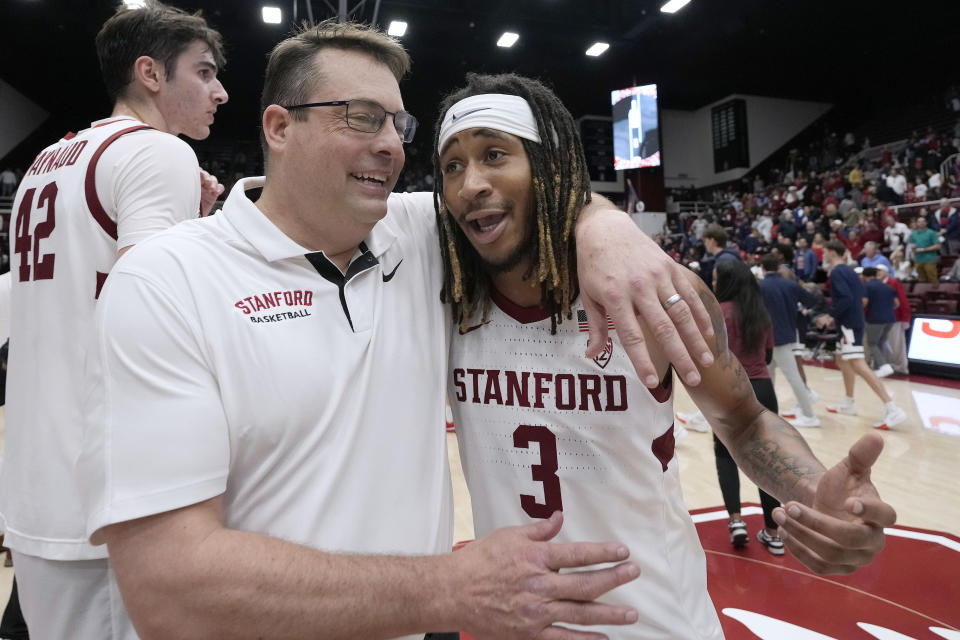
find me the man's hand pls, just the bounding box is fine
[575,208,714,387]
[199,169,225,217]
[453,512,640,639]
[773,433,896,575]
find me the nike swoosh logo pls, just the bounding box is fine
[458,321,489,335]
[451,107,490,123]
[382,259,403,282]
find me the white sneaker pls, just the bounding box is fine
[780,406,801,419]
[757,529,785,556]
[676,411,710,433]
[728,519,749,548]
[826,400,858,415]
[807,388,820,405]
[788,413,821,428]
[873,364,895,378]
[874,404,907,430]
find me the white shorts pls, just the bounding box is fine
[12,552,136,640]
[838,325,865,361]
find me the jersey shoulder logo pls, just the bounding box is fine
[576,308,615,333]
[593,337,614,369]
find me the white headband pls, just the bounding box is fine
[438,93,542,151]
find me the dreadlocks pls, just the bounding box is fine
[432,73,591,334]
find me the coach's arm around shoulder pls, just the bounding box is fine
[574,195,716,390]
[678,272,896,576]
[99,502,638,639]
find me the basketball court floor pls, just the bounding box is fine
[0,362,955,638]
[448,363,960,639]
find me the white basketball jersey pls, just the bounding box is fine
[1,117,200,559]
[449,290,724,639]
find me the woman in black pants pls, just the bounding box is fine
[712,260,784,555]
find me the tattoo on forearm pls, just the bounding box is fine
[738,412,824,502]
[696,287,823,502]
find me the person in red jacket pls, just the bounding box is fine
[877,264,911,375]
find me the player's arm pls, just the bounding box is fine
[575,194,715,389]
[796,282,820,309]
[103,502,639,640]
[105,132,203,258]
[678,273,825,505]
[828,275,854,319]
[679,271,895,575]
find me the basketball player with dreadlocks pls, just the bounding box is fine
[435,73,897,638]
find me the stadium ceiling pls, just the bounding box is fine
[2,0,956,147]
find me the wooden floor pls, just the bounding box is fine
[448,363,960,543]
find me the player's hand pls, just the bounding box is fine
[773,433,896,575]
[451,512,640,639]
[575,208,714,387]
[199,169,224,217]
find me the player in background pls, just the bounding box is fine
[0,2,227,637]
[817,241,908,429]
[435,73,897,638]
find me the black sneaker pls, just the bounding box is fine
[757,529,785,556]
[728,519,748,548]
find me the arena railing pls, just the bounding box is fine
[855,139,909,165]
[941,152,958,182]
[669,200,719,217]
[890,196,960,220]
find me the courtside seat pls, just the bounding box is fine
[925,299,958,315]
[912,282,937,299]
[940,255,958,276]
[929,282,959,301]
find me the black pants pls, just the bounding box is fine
[0,577,29,639]
[712,377,780,531]
[425,634,459,639]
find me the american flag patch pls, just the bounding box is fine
[577,309,615,333]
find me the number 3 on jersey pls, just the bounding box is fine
[15,182,58,282]
[513,424,563,518]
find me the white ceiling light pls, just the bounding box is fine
[585,42,609,57]
[123,0,146,8]
[497,32,519,48]
[660,0,691,13]
[387,21,408,37]
[262,6,282,24]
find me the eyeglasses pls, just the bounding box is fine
[282,99,418,143]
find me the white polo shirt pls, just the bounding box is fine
[80,179,453,576]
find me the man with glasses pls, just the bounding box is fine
[78,21,713,639]
[285,99,418,142]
